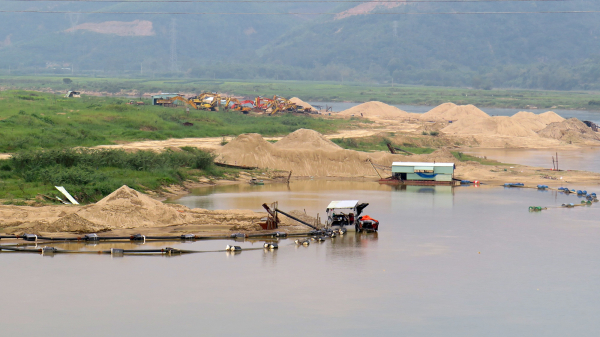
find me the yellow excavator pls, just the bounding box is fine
[268,95,307,115]
[189,92,220,111]
[154,95,198,109]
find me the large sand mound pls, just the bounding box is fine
[217,130,461,176]
[442,115,539,137]
[510,111,566,132]
[289,97,314,111]
[76,185,192,229]
[539,111,566,124]
[538,118,600,142]
[338,101,410,119]
[421,103,489,121]
[218,130,407,176]
[274,128,342,151]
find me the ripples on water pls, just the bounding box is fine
[3,181,600,336]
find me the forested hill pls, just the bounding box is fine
[2,0,600,90]
[0,0,334,71]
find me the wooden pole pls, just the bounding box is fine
[556,152,559,171]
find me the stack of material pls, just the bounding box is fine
[441,115,539,137]
[289,97,315,111]
[337,101,412,119]
[510,111,565,131]
[421,103,489,121]
[538,118,600,142]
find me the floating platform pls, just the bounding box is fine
[378,177,460,186]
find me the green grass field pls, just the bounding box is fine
[3,75,600,110]
[331,136,436,154]
[0,89,356,203]
[0,90,353,153]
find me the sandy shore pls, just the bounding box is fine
[2,101,600,238]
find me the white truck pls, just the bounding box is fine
[325,200,377,232]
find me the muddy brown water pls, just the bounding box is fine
[3,181,600,336]
[463,147,600,173]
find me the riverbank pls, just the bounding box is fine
[3,76,600,110]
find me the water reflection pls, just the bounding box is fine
[463,147,600,173]
[4,182,600,336]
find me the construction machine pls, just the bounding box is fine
[229,98,253,114]
[154,95,198,109]
[189,92,220,111]
[254,96,274,113]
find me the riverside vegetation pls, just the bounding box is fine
[0,148,220,204]
[3,77,600,110]
[0,90,352,152]
[0,90,354,204]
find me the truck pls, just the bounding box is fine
[325,200,379,232]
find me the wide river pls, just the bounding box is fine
[4,181,600,336]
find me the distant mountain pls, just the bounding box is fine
[259,0,600,88]
[2,0,600,89]
[0,1,333,71]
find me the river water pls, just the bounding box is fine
[461,148,600,173]
[4,181,600,336]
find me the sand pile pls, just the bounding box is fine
[538,118,600,142]
[337,101,411,119]
[274,128,342,151]
[442,115,538,137]
[539,111,565,124]
[409,148,458,163]
[280,210,321,229]
[421,103,489,121]
[218,130,404,177]
[289,97,314,111]
[76,185,193,229]
[44,214,107,233]
[510,111,566,132]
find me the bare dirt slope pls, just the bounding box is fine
[0,186,267,235]
[216,129,408,177]
[538,118,600,143]
[442,115,539,137]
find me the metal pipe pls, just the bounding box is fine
[274,208,318,230]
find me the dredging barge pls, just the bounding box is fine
[379,161,459,186]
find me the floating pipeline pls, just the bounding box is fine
[0,231,323,243]
[524,185,599,210]
[0,228,353,256]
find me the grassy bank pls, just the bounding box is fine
[3,76,600,110]
[331,135,436,154]
[0,90,352,152]
[0,147,231,204]
[451,151,509,166]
